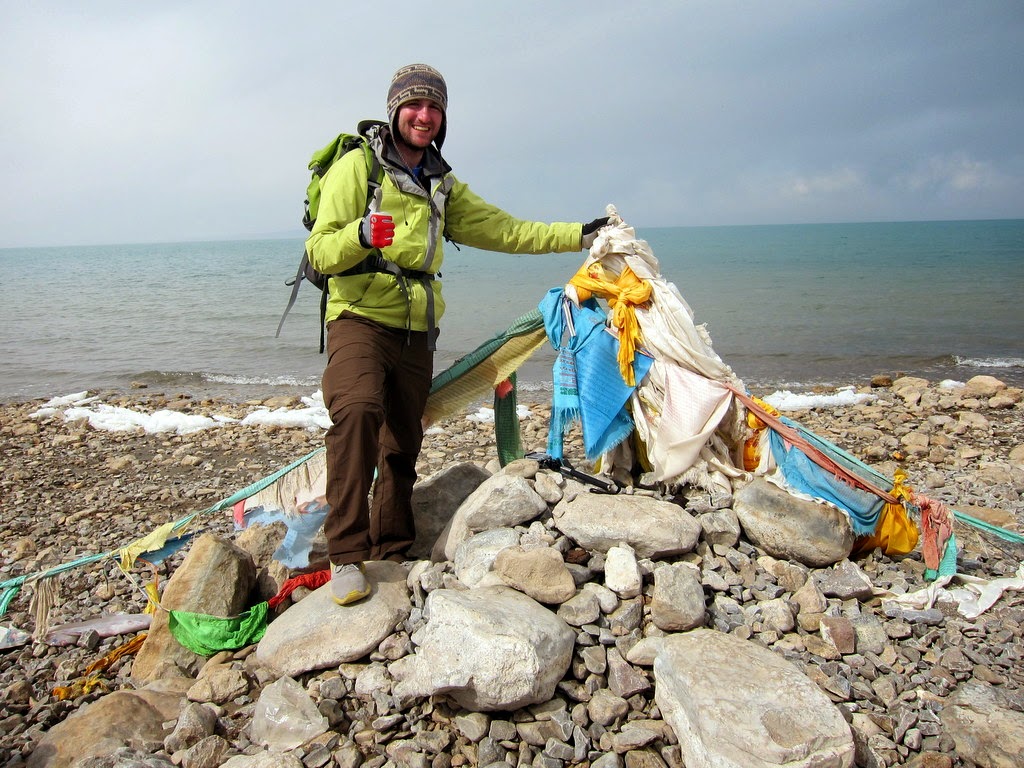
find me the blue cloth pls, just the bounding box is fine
[539,289,652,461]
[925,533,958,581]
[139,534,194,565]
[768,427,883,536]
[237,503,329,569]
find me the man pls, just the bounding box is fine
[306,63,608,605]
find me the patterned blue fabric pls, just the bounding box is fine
[540,289,651,461]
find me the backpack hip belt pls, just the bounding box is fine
[336,253,434,282]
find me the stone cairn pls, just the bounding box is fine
[4,374,1024,768]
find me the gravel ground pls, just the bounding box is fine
[1,377,1022,765]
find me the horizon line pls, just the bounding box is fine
[2,215,1023,251]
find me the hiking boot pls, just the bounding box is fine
[331,562,370,606]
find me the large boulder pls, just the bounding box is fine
[27,679,191,768]
[436,474,548,560]
[733,476,854,567]
[131,534,257,683]
[410,462,491,560]
[255,560,411,677]
[940,680,1024,767]
[391,586,575,711]
[655,629,854,768]
[552,483,701,558]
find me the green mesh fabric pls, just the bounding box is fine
[494,371,523,466]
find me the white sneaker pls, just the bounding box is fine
[331,562,370,605]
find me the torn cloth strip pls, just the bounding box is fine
[136,534,193,566]
[767,427,884,536]
[731,386,898,504]
[918,493,955,576]
[567,261,652,386]
[267,569,331,610]
[118,522,177,572]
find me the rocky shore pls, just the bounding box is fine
[1,375,1023,767]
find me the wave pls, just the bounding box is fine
[127,370,318,387]
[204,373,319,387]
[954,355,1024,370]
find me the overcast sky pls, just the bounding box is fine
[2,1,1022,248]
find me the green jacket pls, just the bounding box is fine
[306,125,583,332]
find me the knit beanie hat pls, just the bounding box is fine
[387,63,448,148]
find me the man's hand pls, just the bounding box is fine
[360,212,395,249]
[581,216,611,249]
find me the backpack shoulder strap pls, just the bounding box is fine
[278,124,385,346]
[312,132,385,352]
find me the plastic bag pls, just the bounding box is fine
[0,624,32,650]
[250,675,328,751]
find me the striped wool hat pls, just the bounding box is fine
[387,63,448,148]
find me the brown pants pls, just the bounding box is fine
[321,312,433,565]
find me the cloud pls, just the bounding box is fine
[899,154,1003,193]
[782,168,864,199]
[1,2,1022,246]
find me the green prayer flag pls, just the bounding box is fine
[167,602,269,656]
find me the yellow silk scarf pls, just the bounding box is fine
[568,262,652,386]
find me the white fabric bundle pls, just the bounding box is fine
[581,207,748,493]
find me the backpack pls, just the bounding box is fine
[275,120,385,352]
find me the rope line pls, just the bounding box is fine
[0,447,326,619]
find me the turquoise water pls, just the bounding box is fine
[1,219,1021,401]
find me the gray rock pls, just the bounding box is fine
[849,613,888,655]
[733,477,854,567]
[605,544,643,598]
[939,680,1024,767]
[699,509,741,549]
[758,597,795,634]
[221,752,304,768]
[588,689,630,727]
[461,474,548,533]
[534,471,566,504]
[453,528,520,587]
[650,563,705,632]
[410,462,491,560]
[591,754,624,768]
[606,648,651,699]
[187,664,248,705]
[75,748,176,768]
[164,701,217,753]
[254,561,411,677]
[391,586,575,711]
[179,734,230,768]
[791,575,828,614]
[583,581,620,614]
[581,644,608,674]
[815,560,875,600]
[557,588,602,627]
[436,473,546,561]
[455,712,490,743]
[655,629,854,767]
[552,491,701,559]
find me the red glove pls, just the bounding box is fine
[360,212,395,249]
